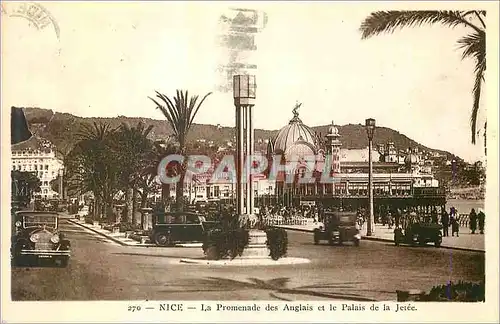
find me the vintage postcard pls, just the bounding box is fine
[1,1,498,323]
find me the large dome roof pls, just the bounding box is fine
[272,104,316,154]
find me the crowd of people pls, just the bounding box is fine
[379,205,485,237]
[186,201,486,237]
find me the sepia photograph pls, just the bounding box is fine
[1,1,498,323]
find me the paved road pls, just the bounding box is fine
[11,219,484,301]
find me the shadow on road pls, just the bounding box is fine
[158,276,379,301]
[112,252,183,259]
[386,243,441,249]
[11,260,68,268]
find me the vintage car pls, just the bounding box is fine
[11,211,71,267]
[151,211,219,246]
[313,211,361,246]
[394,212,442,247]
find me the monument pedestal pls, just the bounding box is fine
[241,230,269,259]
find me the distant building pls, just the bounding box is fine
[11,137,63,199]
[162,106,444,211]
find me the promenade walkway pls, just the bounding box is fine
[275,223,485,252]
[67,216,484,252]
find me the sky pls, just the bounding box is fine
[1,2,494,163]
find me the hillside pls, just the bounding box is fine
[20,107,455,159]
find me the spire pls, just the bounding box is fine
[289,101,303,123]
[292,101,301,118]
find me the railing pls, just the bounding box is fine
[261,215,315,226]
[456,213,470,227]
[413,187,446,197]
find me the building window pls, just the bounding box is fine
[214,186,220,197]
[34,165,38,170]
[45,165,49,170]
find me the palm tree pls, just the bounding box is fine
[112,122,154,224]
[149,90,212,211]
[360,11,486,147]
[66,121,119,221]
[143,141,179,207]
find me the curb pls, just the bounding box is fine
[67,219,132,246]
[276,226,485,253]
[67,219,203,248]
[179,257,311,266]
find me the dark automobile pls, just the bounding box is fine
[151,212,219,246]
[11,211,71,267]
[313,211,361,246]
[394,212,442,247]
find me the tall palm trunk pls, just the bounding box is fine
[106,201,114,224]
[176,174,185,212]
[175,155,188,212]
[161,183,170,204]
[125,187,133,223]
[132,187,139,225]
[140,192,148,229]
[94,196,101,219]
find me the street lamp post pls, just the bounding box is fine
[58,167,64,199]
[232,74,268,259]
[365,118,376,236]
[233,75,256,218]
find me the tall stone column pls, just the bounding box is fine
[246,105,254,215]
[235,103,245,215]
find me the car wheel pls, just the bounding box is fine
[313,234,319,245]
[12,256,25,267]
[11,244,26,266]
[55,257,69,268]
[154,232,172,246]
[354,239,360,247]
[434,241,441,248]
[205,245,219,260]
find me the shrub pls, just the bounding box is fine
[85,217,94,225]
[202,227,249,260]
[118,222,141,233]
[265,228,288,260]
[422,281,485,302]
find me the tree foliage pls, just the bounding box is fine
[149,90,212,210]
[360,10,486,146]
[11,171,41,204]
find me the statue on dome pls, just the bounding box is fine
[293,101,302,117]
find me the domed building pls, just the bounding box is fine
[267,103,318,161]
[260,105,444,214]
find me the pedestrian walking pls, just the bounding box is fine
[469,208,478,234]
[451,215,459,237]
[441,210,450,237]
[478,208,485,234]
[431,208,438,224]
[395,208,401,228]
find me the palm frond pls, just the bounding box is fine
[470,62,485,144]
[360,10,483,39]
[464,10,486,29]
[457,31,486,66]
[189,92,212,127]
